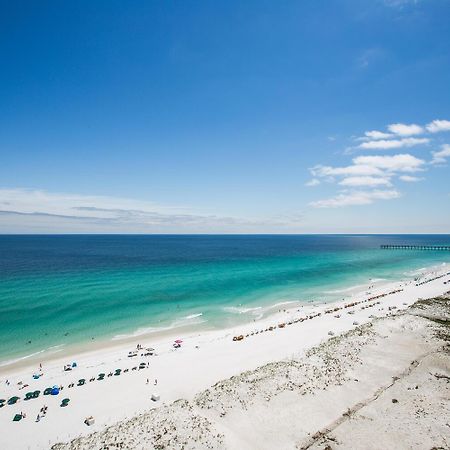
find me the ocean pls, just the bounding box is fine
[0,234,449,365]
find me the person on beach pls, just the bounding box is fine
[154,379,157,385]
[146,378,149,384]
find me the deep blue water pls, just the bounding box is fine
[0,234,449,364]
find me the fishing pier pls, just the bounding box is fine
[380,245,450,251]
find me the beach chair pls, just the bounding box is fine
[60,398,70,407]
[97,373,105,381]
[13,414,22,422]
[77,379,86,386]
[114,369,121,376]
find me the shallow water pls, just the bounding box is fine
[0,234,449,363]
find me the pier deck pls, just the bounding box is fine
[380,245,450,251]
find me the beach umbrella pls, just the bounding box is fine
[51,387,60,395]
[146,348,155,352]
[174,339,183,344]
[8,396,20,405]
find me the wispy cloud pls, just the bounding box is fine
[387,123,424,136]
[0,188,298,233]
[305,179,321,187]
[358,137,429,150]
[339,176,392,187]
[398,175,424,182]
[426,120,450,133]
[363,130,394,140]
[431,144,450,165]
[353,154,425,173]
[310,189,401,208]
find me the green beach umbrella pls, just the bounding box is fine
[8,396,20,405]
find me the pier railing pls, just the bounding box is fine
[380,245,450,251]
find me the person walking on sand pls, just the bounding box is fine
[154,378,157,385]
[146,378,149,385]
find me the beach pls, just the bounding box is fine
[0,265,449,449]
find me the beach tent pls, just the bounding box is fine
[72,362,77,367]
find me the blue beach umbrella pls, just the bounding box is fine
[51,387,60,395]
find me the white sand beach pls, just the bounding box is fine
[1,266,449,449]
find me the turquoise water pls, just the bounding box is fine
[0,235,449,364]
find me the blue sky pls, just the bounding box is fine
[0,0,449,233]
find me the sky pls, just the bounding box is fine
[0,0,449,234]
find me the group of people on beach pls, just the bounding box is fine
[232,287,405,342]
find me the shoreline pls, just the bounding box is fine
[0,262,445,373]
[0,264,449,449]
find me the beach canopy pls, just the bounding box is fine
[8,396,19,405]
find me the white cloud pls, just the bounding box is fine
[387,123,424,136]
[310,189,401,208]
[431,144,450,165]
[384,0,420,7]
[358,137,429,150]
[305,179,321,187]
[364,130,394,140]
[0,188,294,233]
[353,154,425,173]
[426,120,450,133]
[310,164,383,178]
[399,175,424,182]
[339,176,392,187]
